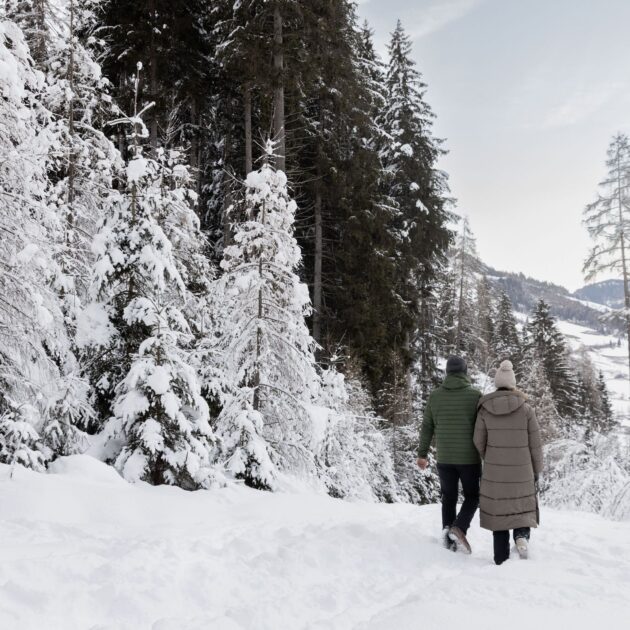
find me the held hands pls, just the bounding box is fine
[416,458,429,470]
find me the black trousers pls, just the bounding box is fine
[436,463,481,534]
[493,528,531,565]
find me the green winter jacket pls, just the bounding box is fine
[418,374,482,465]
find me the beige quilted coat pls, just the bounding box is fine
[473,390,544,531]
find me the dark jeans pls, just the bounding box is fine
[493,528,531,565]
[436,463,481,534]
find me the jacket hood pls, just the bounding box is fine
[442,373,471,390]
[479,390,527,415]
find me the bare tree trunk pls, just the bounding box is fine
[455,235,466,352]
[313,185,323,352]
[403,331,413,424]
[189,96,198,171]
[222,129,233,250]
[118,71,127,157]
[66,0,76,241]
[34,0,47,62]
[148,0,158,151]
[253,200,266,412]
[615,148,630,386]
[244,83,253,175]
[272,4,285,172]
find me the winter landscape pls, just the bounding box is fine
[1,0,630,628]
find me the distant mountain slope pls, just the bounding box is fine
[482,264,611,331]
[574,279,625,309]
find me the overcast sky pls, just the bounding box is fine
[357,0,630,291]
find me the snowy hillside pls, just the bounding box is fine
[556,319,630,428]
[1,455,629,630]
[513,309,630,429]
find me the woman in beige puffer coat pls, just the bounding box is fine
[474,360,544,565]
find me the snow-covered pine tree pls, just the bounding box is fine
[0,16,94,468]
[213,142,320,489]
[448,216,481,358]
[583,133,630,385]
[475,275,496,370]
[8,1,124,443]
[493,291,522,369]
[596,370,616,434]
[435,265,458,357]
[524,300,579,423]
[519,348,561,443]
[314,365,399,502]
[82,65,215,486]
[573,348,601,437]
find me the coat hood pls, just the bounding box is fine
[479,390,527,416]
[442,373,472,390]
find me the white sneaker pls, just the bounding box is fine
[515,537,528,559]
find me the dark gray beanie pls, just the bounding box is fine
[446,355,467,375]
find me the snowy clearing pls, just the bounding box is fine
[1,456,629,630]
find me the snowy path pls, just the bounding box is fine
[1,456,630,630]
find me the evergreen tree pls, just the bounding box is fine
[0,17,88,467]
[519,349,561,442]
[493,291,522,368]
[524,300,579,421]
[596,370,615,433]
[213,143,320,488]
[315,366,398,501]
[377,19,451,407]
[81,65,214,486]
[5,0,120,449]
[448,217,481,357]
[475,275,496,370]
[324,19,405,392]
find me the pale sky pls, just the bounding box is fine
[357,0,630,291]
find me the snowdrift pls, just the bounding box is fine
[1,455,630,630]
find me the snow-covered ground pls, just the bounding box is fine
[1,455,630,630]
[556,319,630,428]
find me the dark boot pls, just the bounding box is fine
[493,530,510,565]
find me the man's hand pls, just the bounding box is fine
[416,458,429,470]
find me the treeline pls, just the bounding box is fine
[0,1,617,503]
[89,0,452,399]
[0,0,449,502]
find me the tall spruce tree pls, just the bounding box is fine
[379,19,451,394]
[524,300,579,421]
[596,370,615,433]
[493,291,522,369]
[475,275,496,370]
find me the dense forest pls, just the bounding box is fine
[0,0,623,505]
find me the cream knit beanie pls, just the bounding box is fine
[495,360,517,390]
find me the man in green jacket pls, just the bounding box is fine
[417,355,482,554]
